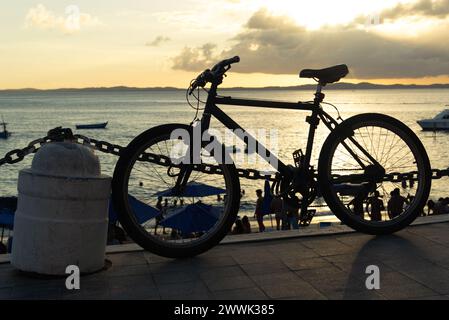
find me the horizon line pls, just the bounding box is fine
[2,81,449,92]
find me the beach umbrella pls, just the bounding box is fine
[0,197,17,230]
[261,179,273,216]
[159,202,220,234]
[261,179,274,227]
[0,210,14,230]
[0,209,14,244]
[109,195,159,224]
[155,182,226,198]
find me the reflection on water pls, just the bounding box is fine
[1,88,449,222]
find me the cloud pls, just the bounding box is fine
[381,0,449,20]
[171,8,449,79]
[172,43,218,71]
[146,36,171,47]
[25,4,101,34]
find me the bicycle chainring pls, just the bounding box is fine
[272,165,317,208]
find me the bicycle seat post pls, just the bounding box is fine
[314,82,325,106]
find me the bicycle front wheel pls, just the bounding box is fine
[318,113,431,235]
[112,124,240,258]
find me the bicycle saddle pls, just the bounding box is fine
[299,64,349,84]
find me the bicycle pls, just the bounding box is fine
[112,56,431,258]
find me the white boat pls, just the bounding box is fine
[417,109,449,131]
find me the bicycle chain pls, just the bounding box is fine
[1,127,449,183]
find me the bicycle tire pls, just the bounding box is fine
[318,113,431,235]
[111,124,240,258]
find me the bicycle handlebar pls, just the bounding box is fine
[189,56,240,94]
[211,56,240,72]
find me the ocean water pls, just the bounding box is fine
[1,88,449,217]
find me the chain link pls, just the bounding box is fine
[1,127,449,184]
[73,134,123,156]
[0,127,275,181]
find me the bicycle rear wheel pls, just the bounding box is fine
[318,113,431,234]
[112,124,240,258]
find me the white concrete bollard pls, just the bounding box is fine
[11,142,111,275]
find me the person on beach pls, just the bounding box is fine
[154,196,162,234]
[254,189,265,232]
[232,217,245,234]
[349,191,367,219]
[154,196,166,235]
[387,188,407,219]
[270,195,284,230]
[366,191,384,221]
[242,216,251,233]
[290,196,301,230]
[405,195,424,216]
[433,198,449,215]
[157,197,170,235]
[285,193,300,230]
[444,198,449,214]
[433,198,444,214]
[427,199,435,215]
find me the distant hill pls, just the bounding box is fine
[0,86,180,93]
[226,82,449,91]
[1,82,449,93]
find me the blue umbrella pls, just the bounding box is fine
[0,208,14,247]
[261,179,273,216]
[159,202,220,234]
[155,182,226,198]
[0,197,17,230]
[109,195,159,224]
[0,209,14,230]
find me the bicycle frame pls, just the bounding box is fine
[198,82,375,178]
[203,97,316,177]
[171,81,382,217]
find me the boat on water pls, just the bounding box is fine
[75,121,108,130]
[417,109,449,131]
[0,116,11,139]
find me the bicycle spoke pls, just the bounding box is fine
[325,118,423,226]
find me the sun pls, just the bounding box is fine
[257,0,404,29]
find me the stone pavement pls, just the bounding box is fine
[1,221,449,300]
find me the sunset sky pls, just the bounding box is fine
[1,0,449,89]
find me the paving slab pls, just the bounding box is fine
[0,221,448,300]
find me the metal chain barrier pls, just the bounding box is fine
[1,127,449,184]
[0,127,275,182]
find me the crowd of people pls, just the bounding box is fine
[107,186,449,243]
[255,189,303,232]
[231,189,305,234]
[348,188,424,221]
[426,197,449,215]
[231,216,252,234]
[231,185,449,235]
